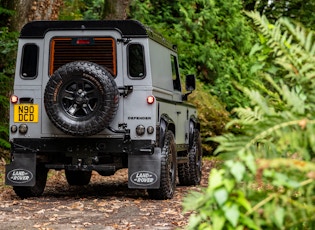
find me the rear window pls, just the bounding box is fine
[171,55,181,91]
[128,43,145,78]
[21,44,39,79]
[49,37,117,76]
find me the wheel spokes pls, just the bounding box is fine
[61,79,99,118]
[62,89,75,101]
[67,104,79,115]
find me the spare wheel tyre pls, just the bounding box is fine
[44,61,119,136]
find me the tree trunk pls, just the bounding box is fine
[10,0,63,32]
[102,0,132,20]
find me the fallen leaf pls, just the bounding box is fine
[36,209,45,214]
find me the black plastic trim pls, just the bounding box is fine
[155,96,196,109]
[21,20,146,38]
[10,138,153,155]
[19,20,176,51]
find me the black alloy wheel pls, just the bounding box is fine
[44,61,119,136]
[148,130,177,199]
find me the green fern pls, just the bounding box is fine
[185,12,315,230]
[213,12,315,159]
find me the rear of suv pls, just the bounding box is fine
[6,20,201,199]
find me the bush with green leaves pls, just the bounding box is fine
[183,12,315,229]
[0,27,17,150]
[130,0,256,110]
[130,0,259,153]
[189,80,230,154]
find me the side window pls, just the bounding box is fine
[128,43,145,78]
[21,44,39,79]
[171,55,181,91]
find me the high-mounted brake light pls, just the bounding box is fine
[147,95,155,104]
[11,95,18,104]
[76,39,91,45]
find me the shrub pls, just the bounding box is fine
[184,12,315,229]
[189,80,230,155]
[0,27,18,152]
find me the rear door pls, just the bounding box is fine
[41,30,124,136]
[122,39,157,139]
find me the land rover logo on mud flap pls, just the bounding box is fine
[130,171,158,186]
[7,169,33,184]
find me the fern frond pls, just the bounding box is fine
[280,84,306,114]
[243,88,276,115]
[226,107,262,129]
[247,12,315,86]
[213,117,315,158]
[281,19,315,54]
[0,138,10,149]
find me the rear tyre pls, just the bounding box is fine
[13,165,48,198]
[188,129,202,185]
[178,161,190,185]
[148,131,177,200]
[65,170,92,186]
[178,129,202,185]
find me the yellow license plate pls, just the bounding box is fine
[14,104,39,122]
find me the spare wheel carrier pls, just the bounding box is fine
[44,61,119,136]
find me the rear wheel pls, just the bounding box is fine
[65,170,92,186]
[148,130,177,199]
[178,161,190,185]
[13,165,48,198]
[178,129,202,185]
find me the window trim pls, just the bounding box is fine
[20,43,39,80]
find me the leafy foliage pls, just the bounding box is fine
[59,0,86,20]
[130,0,256,110]
[130,0,258,153]
[184,12,315,229]
[59,0,104,20]
[243,0,315,31]
[0,27,18,150]
[189,81,229,154]
[0,1,15,28]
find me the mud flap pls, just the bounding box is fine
[128,147,161,189]
[5,153,36,186]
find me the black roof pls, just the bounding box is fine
[20,20,176,51]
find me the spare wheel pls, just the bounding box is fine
[44,61,119,136]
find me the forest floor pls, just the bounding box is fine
[0,158,218,230]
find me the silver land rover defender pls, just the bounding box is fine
[5,20,201,199]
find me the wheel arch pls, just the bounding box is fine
[189,115,200,131]
[189,115,200,149]
[158,114,176,148]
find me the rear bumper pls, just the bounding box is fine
[6,138,161,188]
[10,138,154,155]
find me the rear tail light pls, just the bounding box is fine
[147,95,155,104]
[11,95,18,104]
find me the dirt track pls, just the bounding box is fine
[0,159,215,230]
